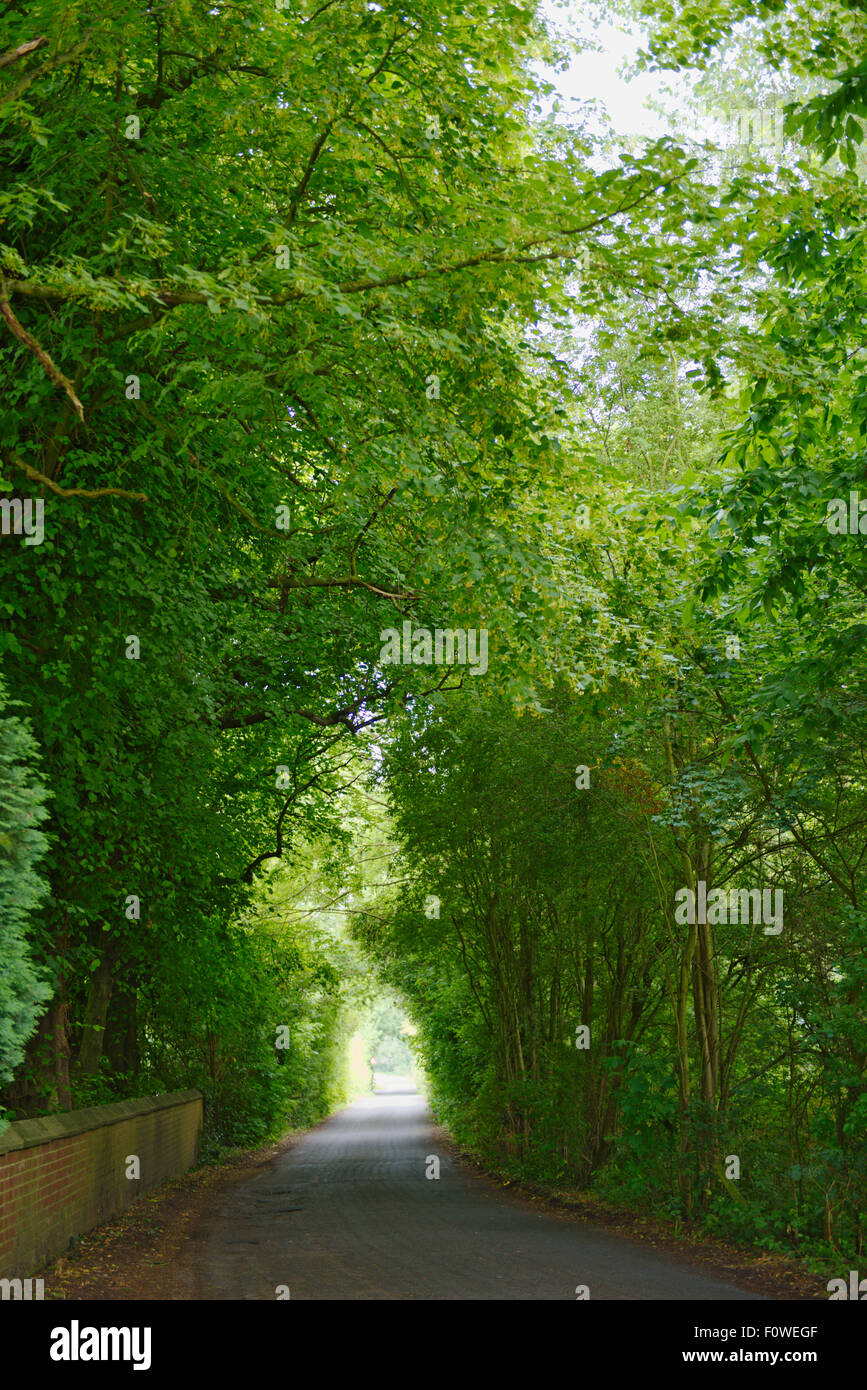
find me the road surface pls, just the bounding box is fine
[185,1082,764,1300]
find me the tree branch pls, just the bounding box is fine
[0,36,48,69]
[0,287,84,420]
[7,456,148,501]
[3,173,684,317]
[0,30,95,106]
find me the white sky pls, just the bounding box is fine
[537,4,695,140]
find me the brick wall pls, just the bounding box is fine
[0,1090,202,1280]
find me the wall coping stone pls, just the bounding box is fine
[0,1091,202,1156]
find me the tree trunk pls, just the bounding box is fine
[0,980,72,1116]
[75,945,116,1079]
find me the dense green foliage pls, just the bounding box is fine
[0,676,50,1096]
[0,0,690,1137]
[359,671,866,1259]
[1,0,865,1269]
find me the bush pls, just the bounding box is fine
[0,678,51,1097]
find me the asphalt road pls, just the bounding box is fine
[186,1081,764,1300]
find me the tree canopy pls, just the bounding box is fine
[2,0,865,1272]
